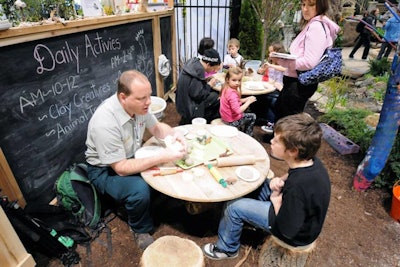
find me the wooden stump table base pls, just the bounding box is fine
[258,235,316,267]
[140,235,204,267]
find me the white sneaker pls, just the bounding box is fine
[261,123,274,134]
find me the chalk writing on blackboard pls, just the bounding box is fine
[0,19,156,203]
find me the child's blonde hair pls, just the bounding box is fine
[227,38,240,49]
[221,66,243,97]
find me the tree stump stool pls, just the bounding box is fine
[258,235,316,267]
[140,235,204,267]
[211,118,225,125]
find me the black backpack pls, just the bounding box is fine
[1,196,81,266]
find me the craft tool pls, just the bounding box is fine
[152,167,183,176]
[207,164,227,188]
[207,155,266,167]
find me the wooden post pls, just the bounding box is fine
[258,235,316,267]
[0,206,36,267]
[0,148,26,208]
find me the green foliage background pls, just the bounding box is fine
[238,0,262,60]
[0,0,75,24]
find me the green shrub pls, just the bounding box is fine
[321,75,349,111]
[238,0,262,60]
[320,109,400,190]
[368,58,391,76]
[319,109,374,153]
[374,131,400,189]
[364,73,388,102]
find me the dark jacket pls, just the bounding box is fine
[269,157,331,246]
[361,14,375,36]
[176,58,218,121]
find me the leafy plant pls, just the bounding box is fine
[368,58,391,76]
[238,0,262,60]
[0,0,75,23]
[374,131,400,189]
[319,108,374,153]
[364,73,388,102]
[321,75,349,111]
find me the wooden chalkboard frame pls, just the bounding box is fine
[0,10,177,204]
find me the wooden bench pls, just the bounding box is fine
[259,235,316,267]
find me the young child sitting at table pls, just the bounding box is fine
[223,38,243,69]
[203,112,331,260]
[257,42,287,134]
[219,66,257,136]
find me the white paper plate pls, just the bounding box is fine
[242,81,265,91]
[235,166,260,182]
[135,146,163,159]
[210,125,238,137]
[175,126,189,136]
[270,52,298,60]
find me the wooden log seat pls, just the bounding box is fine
[140,235,204,267]
[258,235,316,267]
[210,118,225,125]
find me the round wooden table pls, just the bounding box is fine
[141,125,270,203]
[212,72,277,95]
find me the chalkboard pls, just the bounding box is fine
[0,19,155,204]
[160,16,173,93]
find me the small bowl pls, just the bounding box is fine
[192,117,207,125]
[150,96,167,120]
[245,60,262,71]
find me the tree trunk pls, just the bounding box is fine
[230,0,242,38]
[261,25,268,61]
[258,236,315,267]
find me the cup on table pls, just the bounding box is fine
[192,117,207,134]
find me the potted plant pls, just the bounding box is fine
[0,3,11,30]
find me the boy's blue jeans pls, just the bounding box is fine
[87,164,154,233]
[215,180,272,253]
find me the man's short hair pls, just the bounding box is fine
[118,70,149,95]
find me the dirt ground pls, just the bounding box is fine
[47,100,400,267]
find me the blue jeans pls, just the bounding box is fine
[216,181,272,253]
[87,165,154,233]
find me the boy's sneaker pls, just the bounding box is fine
[130,229,154,250]
[203,243,238,260]
[261,122,274,134]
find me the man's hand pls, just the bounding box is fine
[164,132,187,153]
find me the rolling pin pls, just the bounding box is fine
[210,155,266,167]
